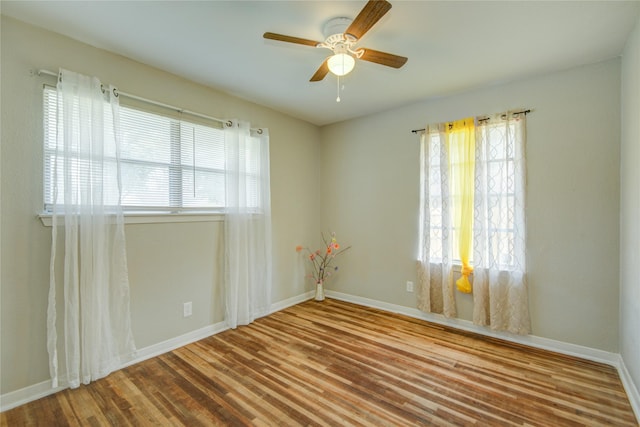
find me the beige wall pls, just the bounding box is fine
[320,59,622,352]
[0,16,321,394]
[621,14,640,393]
[1,12,635,400]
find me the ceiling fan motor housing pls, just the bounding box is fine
[323,17,353,40]
[320,17,362,58]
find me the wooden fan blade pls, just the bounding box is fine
[360,48,407,68]
[263,32,320,47]
[345,0,392,40]
[310,59,330,82]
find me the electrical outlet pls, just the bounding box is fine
[183,302,193,318]
[406,281,414,292]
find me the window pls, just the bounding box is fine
[422,131,447,262]
[419,122,475,267]
[417,113,528,330]
[419,116,524,271]
[43,86,259,213]
[475,118,522,270]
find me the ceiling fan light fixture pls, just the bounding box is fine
[327,53,355,77]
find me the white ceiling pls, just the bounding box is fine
[2,1,639,126]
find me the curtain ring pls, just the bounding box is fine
[100,84,106,94]
[257,129,263,135]
[112,87,119,98]
[225,120,233,128]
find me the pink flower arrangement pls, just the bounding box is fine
[296,232,351,284]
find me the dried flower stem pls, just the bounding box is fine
[296,232,351,284]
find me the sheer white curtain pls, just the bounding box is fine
[472,114,530,334]
[223,120,272,329]
[47,69,136,389]
[417,124,456,318]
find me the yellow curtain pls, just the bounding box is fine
[447,118,475,293]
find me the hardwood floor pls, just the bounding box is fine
[2,299,637,426]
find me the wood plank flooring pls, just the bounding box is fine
[2,299,637,426]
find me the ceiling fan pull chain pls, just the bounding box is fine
[336,75,341,103]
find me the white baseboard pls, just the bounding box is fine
[618,355,640,422]
[269,290,314,313]
[0,380,66,413]
[326,291,620,365]
[0,292,314,413]
[326,290,639,421]
[121,321,229,370]
[0,321,229,413]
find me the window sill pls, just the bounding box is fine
[38,212,225,227]
[416,260,471,275]
[418,260,519,275]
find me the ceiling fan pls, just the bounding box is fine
[263,0,408,83]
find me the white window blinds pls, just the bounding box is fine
[43,86,254,213]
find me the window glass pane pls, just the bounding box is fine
[430,228,443,260]
[120,107,172,163]
[491,230,514,268]
[43,90,57,151]
[483,121,517,268]
[181,169,224,208]
[120,163,170,207]
[180,122,225,170]
[43,87,120,207]
[245,174,259,208]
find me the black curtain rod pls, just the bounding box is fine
[410,109,531,134]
